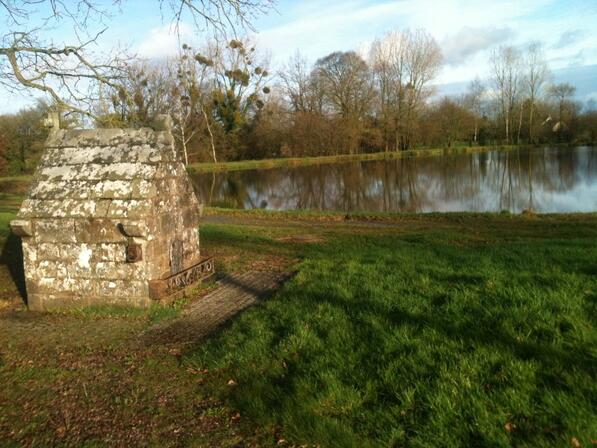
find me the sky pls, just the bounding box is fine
[1,0,597,113]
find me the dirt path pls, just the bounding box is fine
[143,270,292,347]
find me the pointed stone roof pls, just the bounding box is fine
[17,118,187,221]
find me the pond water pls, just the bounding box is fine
[191,146,597,213]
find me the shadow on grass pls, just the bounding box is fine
[311,288,596,382]
[200,286,596,446]
[142,271,293,348]
[0,233,27,305]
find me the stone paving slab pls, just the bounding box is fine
[143,270,291,346]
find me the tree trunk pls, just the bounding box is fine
[180,117,189,165]
[528,99,535,144]
[505,109,509,144]
[517,101,523,145]
[473,120,478,144]
[202,107,218,163]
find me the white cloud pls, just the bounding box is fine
[552,29,585,49]
[442,27,513,66]
[253,0,597,84]
[137,22,194,59]
[3,0,597,113]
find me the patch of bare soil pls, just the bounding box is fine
[0,303,282,447]
[0,249,294,447]
[275,235,325,244]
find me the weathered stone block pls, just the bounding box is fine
[37,243,61,260]
[66,200,99,218]
[92,243,127,262]
[92,199,112,218]
[100,163,157,181]
[182,207,200,228]
[68,262,94,279]
[96,279,148,298]
[94,261,144,280]
[157,213,175,235]
[107,199,152,218]
[75,219,126,243]
[119,221,148,238]
[30,181,73,199]
[130,179,157,198]
[30,277,94,295]
[59,243,86,260]
[10,219,33,237]
[98,180,133,199]
[154,163,183,179]
[38,165,80,182]
[35,260,69,279]
[134,144,162,164]
[35,219,76,243]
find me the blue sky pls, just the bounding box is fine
[2,0,596,112]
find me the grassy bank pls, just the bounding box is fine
[189,144,522,173]
[187,214,597,447]
[1,209,596,446]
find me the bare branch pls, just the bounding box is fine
[1,0,275,118]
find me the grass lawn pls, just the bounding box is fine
[189,215,597,447]
[0,208,596,446]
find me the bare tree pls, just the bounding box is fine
[426,96,475,148]
[208,37,271,133]
[313,51,373,119]
[464,77,485,144]
[161,0,275,37]
[0,0,274,119]
[547,82,576,136]
[279,51,315,113]
[369,31,407,151]
[523,42,549,143]
[491,46,521,144]
[369,29,441,150]
[96,63,172,128]
[1,1,127,118]
[171,43,219,164]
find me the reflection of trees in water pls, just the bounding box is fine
[587,147,597,179]
[191,147,597,213]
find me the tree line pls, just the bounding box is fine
[1,31,596,173]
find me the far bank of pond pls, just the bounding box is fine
[191,145,597,214]
[189,144,522,173]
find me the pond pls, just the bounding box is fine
[191,146,597,213]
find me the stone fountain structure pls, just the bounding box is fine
[10,115,213,311]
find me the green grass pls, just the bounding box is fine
[0,174,33,182]
[0,192,25,214]
[189,145,522,173]
[57,300,188,323]
[0,211,14,237]
[187,217,597,447]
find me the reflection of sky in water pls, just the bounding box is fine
[192,147,597,213]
